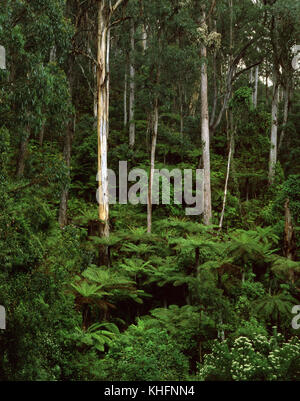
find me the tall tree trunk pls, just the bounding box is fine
[210,47,218,129]
[39,126,45,148]
[142,23,147,52]
[253,65,259,108]
[16,133,29,178]
[219,116,233,230]
[129,19,135,148]
[200,35,212,225]
[59,55,75,228]
[147,98,159,234]
[179,85,184,135]
[268,76,279,185]
[278,81,291,151]
[189,79,200,117]
[97,0,110,239]
[124,68,128,127]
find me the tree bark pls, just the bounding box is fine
[219,126,233,230]
[200,36,212,225]
[16,134,29,178]
[147,98,159,234]
[268,76,279,185]
[253,65,259,108]
[129,19,136,148]
[142,23,147,52]
[124,68,128,127]
[59,54,75,228]
[278,81,291,151]
[97,0,110,239]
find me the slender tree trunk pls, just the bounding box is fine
[253,65,259,108]
[219,125,233,230]
[210,49,218,129]
[129,19,135,148]
[179,86,184,135]
[39,126,45,148]
[16,133,29,178]
[268,76,279,185]
[59,54,75,228]
[189,79,200,117]
[200,36,212,225]
[147,98,159,234]
[124,68,128,127]
[142,23,147,52]
[49,46,57,63]
[278,82,291,151]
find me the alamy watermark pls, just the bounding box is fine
[292,305,300,330]
[96,161,204,216]
[0,305,5,330]
[292,45,300,71]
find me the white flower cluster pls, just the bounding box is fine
[197,336,300,381]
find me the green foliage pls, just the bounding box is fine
[0,0,299,382]
[98,320,189,381]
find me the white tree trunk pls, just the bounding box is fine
[201,42,212,225]
[129,19,136,148]
[142,24,147,52]
[97,1,109,237]
[253,65,259,108]
[268,79,279,185]
[96,0,126,238]
[147,99,159,234]
[219,134,233,230]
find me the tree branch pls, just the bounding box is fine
[111,0,126,15]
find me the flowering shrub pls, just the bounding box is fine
[198,334,300,381]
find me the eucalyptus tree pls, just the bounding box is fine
[95,0,127,238]
[0,0,73,180]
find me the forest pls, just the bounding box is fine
[0,0,300,382]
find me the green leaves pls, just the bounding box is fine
[69,322,120,352]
